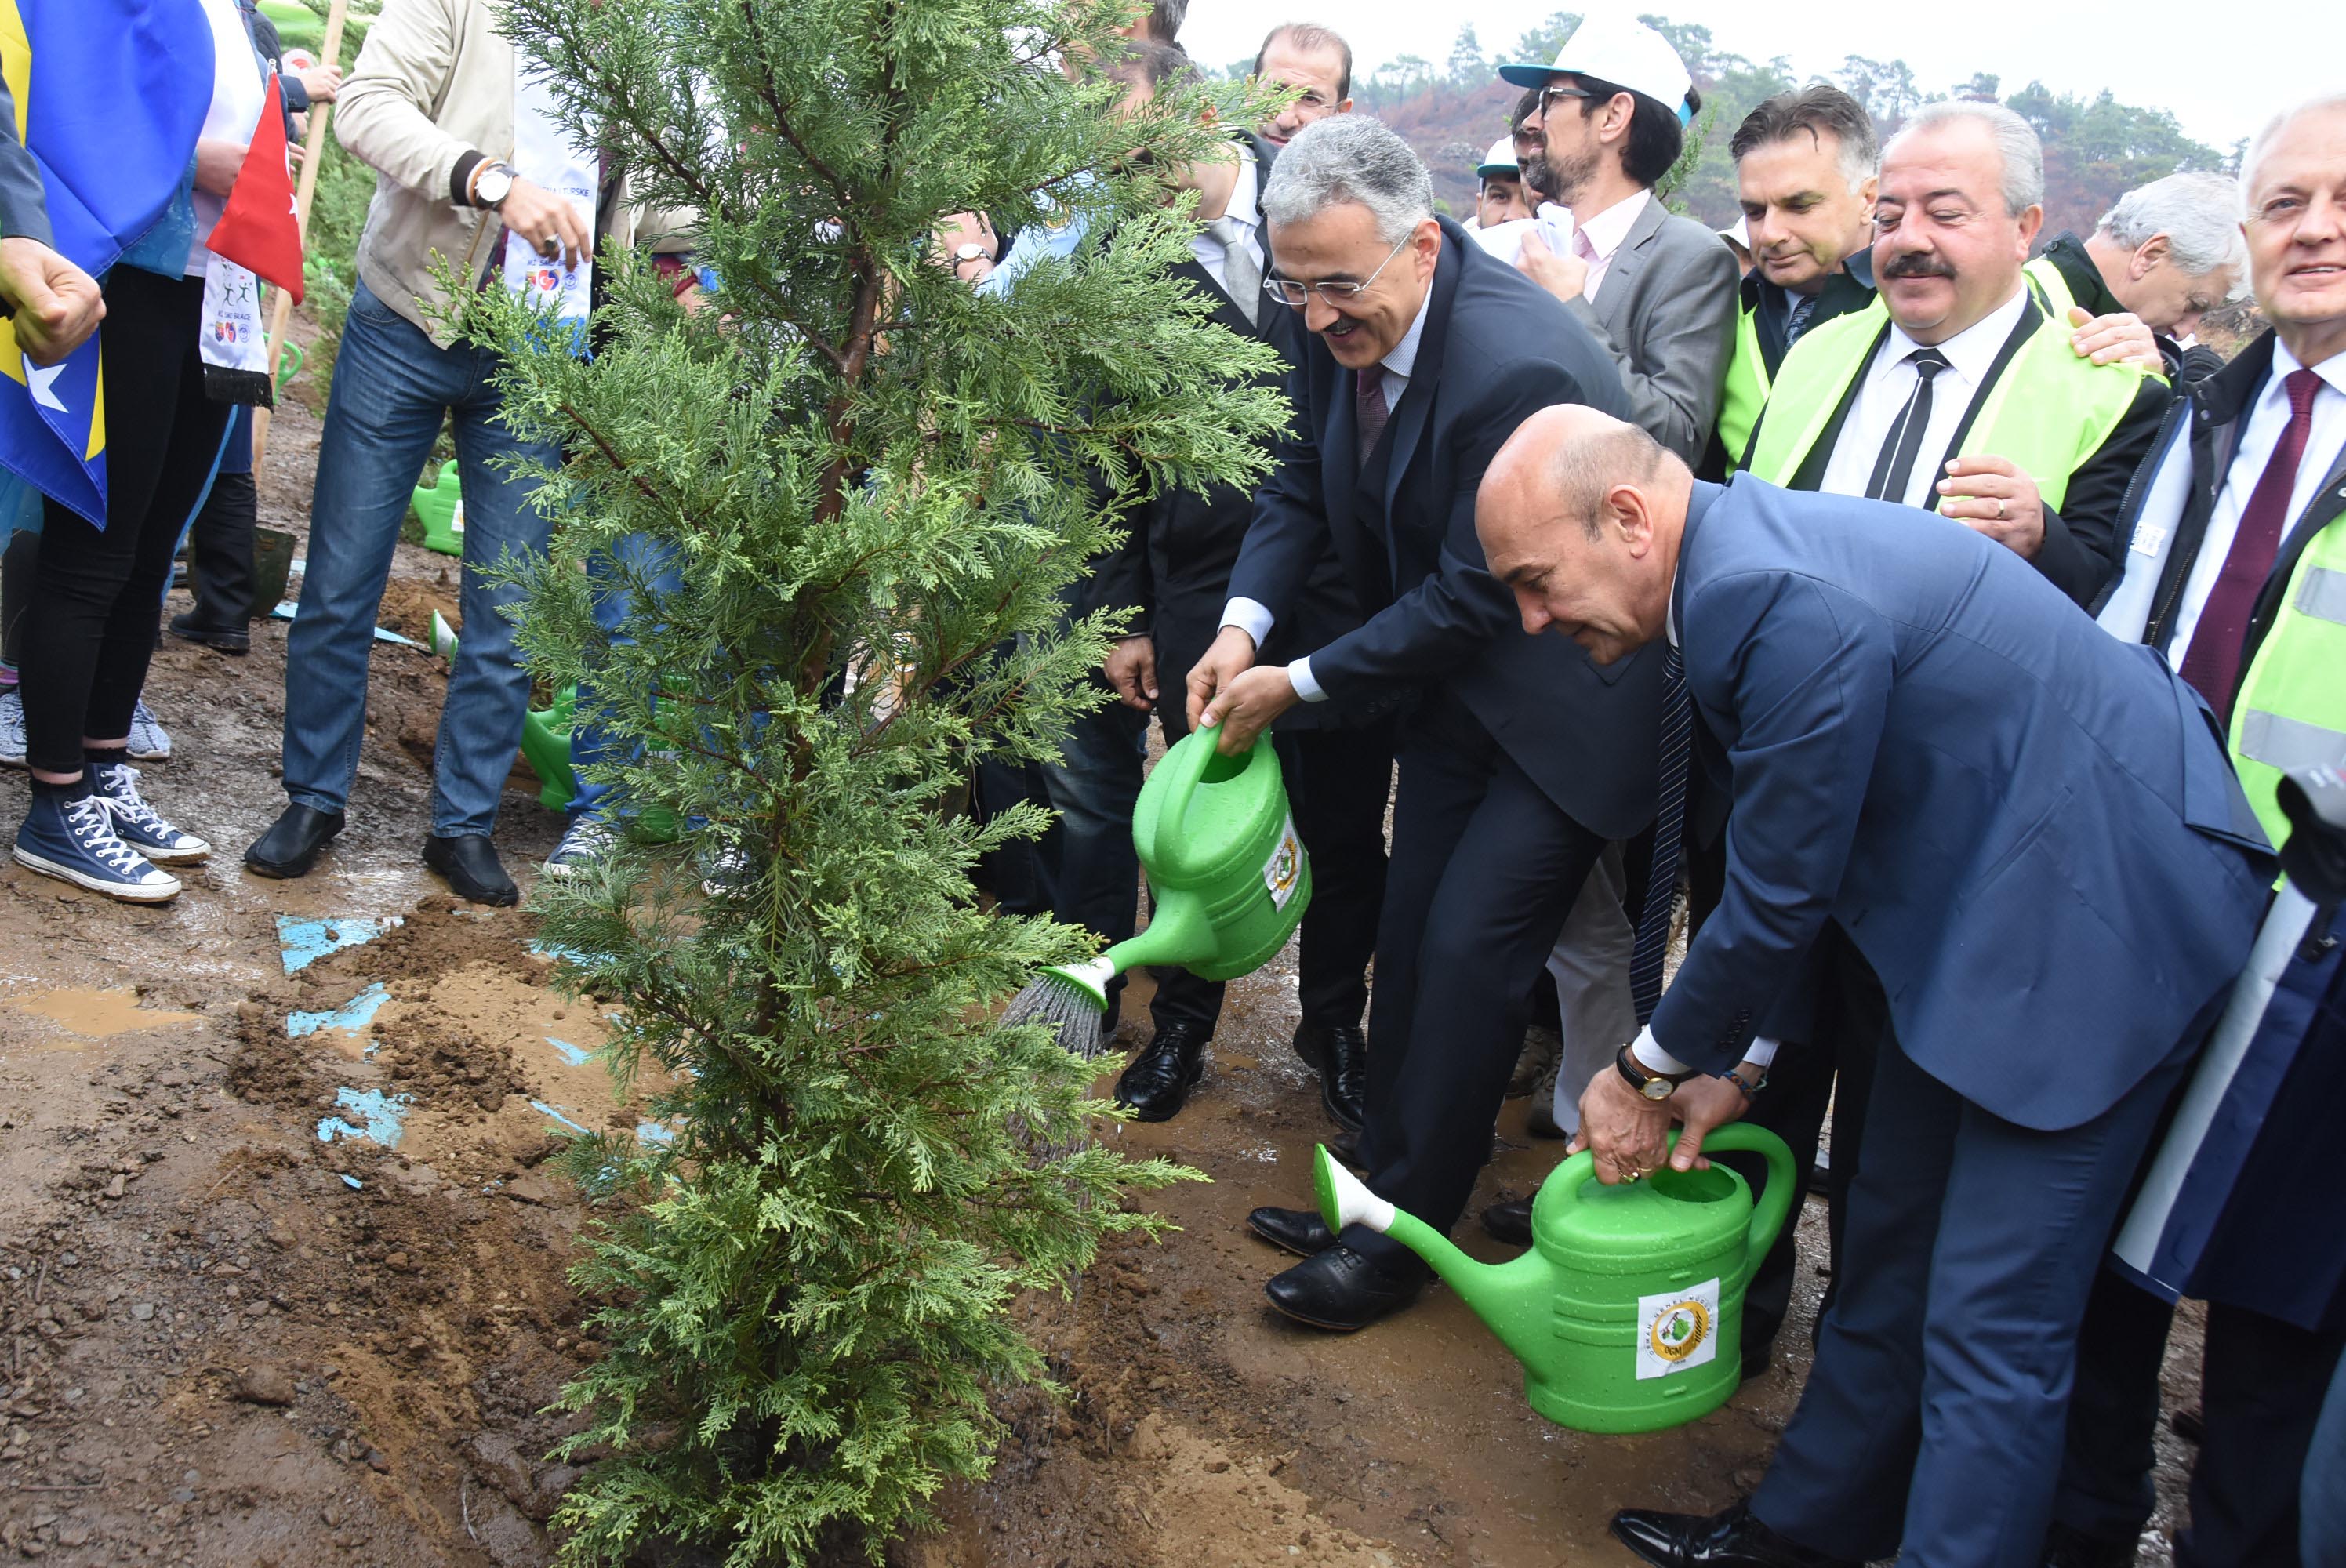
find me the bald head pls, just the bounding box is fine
[1477,406,1690,664]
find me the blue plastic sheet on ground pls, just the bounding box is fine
[528,938,602,966]
[340,1174,365,1190]
[546,1036,593,1066]
[270,601,426,649]
[635,1120,677,1146]
[285,982,390,1040]
[317,1087,412,1149]
[277,915,403,975]
[530,1099,593,1136]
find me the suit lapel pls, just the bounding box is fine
[1378,227,1465,524]
[1589,194,1667,330]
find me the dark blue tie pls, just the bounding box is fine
[1629,644,1690,1025]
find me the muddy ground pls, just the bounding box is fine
[0,352,2209,1566]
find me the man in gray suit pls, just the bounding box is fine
[1496,14,1738,462]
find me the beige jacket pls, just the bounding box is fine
[337,0,692,343]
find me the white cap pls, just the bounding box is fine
[1476,136,1518,180]
[1719,216,1749,249]
[1497,13,1694,125]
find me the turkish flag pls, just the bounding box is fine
[207,76,304,303]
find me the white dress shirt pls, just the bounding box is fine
[1188,150,1262,297]
[1818,283,2034,507]
[1220,283,1437,702]
[1565,188,1649,301]
[2163,341,2346,663]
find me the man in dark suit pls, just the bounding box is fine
[1476,406,2272,1568]
[1184,114,1651,1332]
[1065,42,1389,1130]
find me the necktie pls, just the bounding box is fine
[1629,644,1691,1026]
[1785,292,1818,345]
[1356,363,1390,472]
[2178,368,2326,710]
[1206,216,1261,328]
[1865,347,1952,505]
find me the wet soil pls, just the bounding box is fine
[0,347,2210,1566]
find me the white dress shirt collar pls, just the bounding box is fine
[1572,188,1650,265]
[1381,281,1435,386]
[2272,337,2346,402]
[1883,280,2032,389]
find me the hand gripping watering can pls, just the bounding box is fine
[1314,1124,1795,1434]
[1040,726,1313,1004]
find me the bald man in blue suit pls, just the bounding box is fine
[1475,407,2273,1568]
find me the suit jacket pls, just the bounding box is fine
[1085,135,1367,729]
[1226,217,1663,838]
[1658,477,2273,1130]
[1776,293,2171,608]
[1565,197,1739,464]
[0,78,52,247]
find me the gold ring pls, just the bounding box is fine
[1996,497,2007,520]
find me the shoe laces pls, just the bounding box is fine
[92,761,166,830]
[557,819,616,858]
[64,795,147,874]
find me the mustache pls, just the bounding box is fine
[1882,251,1957,280]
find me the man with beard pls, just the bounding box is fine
[1494,14,1738,464]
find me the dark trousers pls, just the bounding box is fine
[2057,1279,2346,1566]
[184,408,257,630]
[1751,968,2204,1568]
[1149,708,1393,1036]
[21,269,229,773]
[1039,697,1151,1023]
[0,526,33,670]
[1348,702,1603,1254]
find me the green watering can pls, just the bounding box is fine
[411,461,465,557]
[1040,725,1312,1004]
[1314,1124,1796,1434]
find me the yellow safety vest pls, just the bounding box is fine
[2025,253,2079,321]
[1746,296,2152,514]
[1716,300,1767,477]
[2230,514,2346,848]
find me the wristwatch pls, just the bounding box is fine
[1615,1044,1693,1102]
[472,161,518,210]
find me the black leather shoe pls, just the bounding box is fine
[1265,1244,1428,1332]
[1114,1023,1208,1121]
[2041,1522,2141,1568]
[1610,1502,1859,1568]
[1295,1023,1367,1133]
[167,611,249,655]
[1247,1206,1336,1258]
[423,833,518,906]
[1481,1195,1534,1247]
[244,804,345,879]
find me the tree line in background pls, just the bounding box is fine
[1224,10,2235,244]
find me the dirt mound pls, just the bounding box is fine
[379,576,461,647]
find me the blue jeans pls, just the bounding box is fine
[283,278,561,836]
[568,531,683,823]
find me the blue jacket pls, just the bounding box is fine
[1658,477,2273,1130]
[1225,217,1661,837]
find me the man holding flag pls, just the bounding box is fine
[5,0,302,902]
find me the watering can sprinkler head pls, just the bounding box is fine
[1036,953,1117,1011]
[1313,1144,1395,1235]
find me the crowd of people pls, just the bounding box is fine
[1,2,2341,1566]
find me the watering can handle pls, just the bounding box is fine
[1538,1124,1796,1298]
[1149,724,1246,869]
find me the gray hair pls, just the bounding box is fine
[2098,172,2249,285]
[2242,92,2346,218]
[1261,114,1433,245]
[1890,100,2043,217]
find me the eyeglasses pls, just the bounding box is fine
[1263,234,1412,309]
[1533,84,1595,119]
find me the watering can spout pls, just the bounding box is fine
[1312,1146,1554,1363]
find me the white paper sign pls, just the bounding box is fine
[1262,811,1303,911]
[1636,1277,1721,1380]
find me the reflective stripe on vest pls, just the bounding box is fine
[2230,520,2346,848]
[1745,296,2151,514]
[1717,301,1769,476]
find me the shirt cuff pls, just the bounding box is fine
[1629,1025,1695,1078]
[1287,656,1325,702]
[1744,1036,1779,1069]
[1221,597,1274,648]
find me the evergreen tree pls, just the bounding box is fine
[452,0,1280,1559]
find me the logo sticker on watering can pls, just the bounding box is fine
[1636,1278,1720,1380]
[1262,812,1303,910]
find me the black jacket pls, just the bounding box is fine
[1225,217,1664,838]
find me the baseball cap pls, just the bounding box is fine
[1476,137,1518,182]
[1497,13,1694,126]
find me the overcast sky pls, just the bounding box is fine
[1178,0,2341,152]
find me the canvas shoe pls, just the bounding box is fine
[697,833,754,898]
[88,757,211,863]
[126,699,172,761]
[14,790,182,901]
[0,687,23,769]
[544,817,617,878]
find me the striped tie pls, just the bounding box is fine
[1629,644,1691,1025]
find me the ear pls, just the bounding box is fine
[2015,202,2044,256]
[1858,173,1879,210]
[1411,216,1443,271]
[2130,234,2170,279]
[1601,90,1636,144]
[1610,481,1654,552]
[1336,97,1354,115]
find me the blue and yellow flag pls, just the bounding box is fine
[0,0,213,524]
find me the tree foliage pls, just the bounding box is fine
[452,0,1280,1559]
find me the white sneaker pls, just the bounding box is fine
[544,817,617,877]
[126,699,172,762]
[0,688,22,769]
